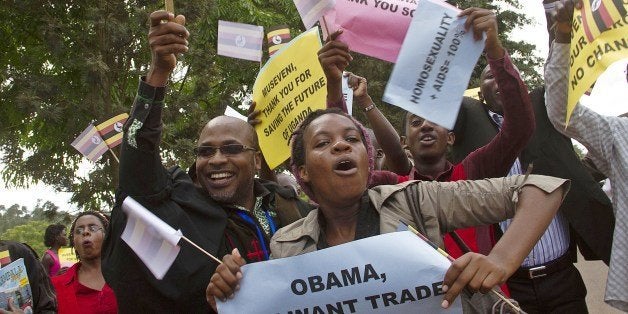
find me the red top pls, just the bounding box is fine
[51,263,118,314]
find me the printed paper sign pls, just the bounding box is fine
[218,231,462,313]
[58,247,78,268]
[383,0,484,130]
[252,27,327,169]
[566,3,628,124]
[321,0,419,62]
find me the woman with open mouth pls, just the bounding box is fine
[207,107,570,312]
[52,212,117,314]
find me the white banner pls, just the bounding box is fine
[383,0,484,130]
[218,231,462,313]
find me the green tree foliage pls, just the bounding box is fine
[0,204,29,234]
[0,200,72,235]
[1,220,52,257]
[1,0,543,210]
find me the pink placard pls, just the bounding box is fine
[321,0,420,63]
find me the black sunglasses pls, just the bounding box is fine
[193,144,257,157]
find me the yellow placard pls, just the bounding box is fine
[252,27,326,169]
[463,87,480,100]
[567,5,628,125]
[58,247,78,267]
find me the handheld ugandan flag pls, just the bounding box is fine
[581,0,626,42]
[71,124,108,162]
[120,197,223,279]
[217,20,264,62]
[95,113,128,149]
[121,197,183,279]
[0,250,10,267]
[267,25,291,56]
[293,0,335,29]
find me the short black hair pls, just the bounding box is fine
[290,107,364,170]
[289,107,373,202]
[44,224,66,247]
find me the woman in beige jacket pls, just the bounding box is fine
[206,108,569,311]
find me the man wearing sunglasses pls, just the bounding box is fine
[102,11,310,313]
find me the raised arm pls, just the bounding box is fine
[319,33,412,174]
[318,30,351,110]
[118,11,189,197]
[458,8,534,179]
[544,0,621,176]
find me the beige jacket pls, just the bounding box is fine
[271,174,569,258]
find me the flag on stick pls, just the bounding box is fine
[581,0,627,42]
[267,25,291,56]
[400,220,523,313]
[95,113,128,149]
[71,124,108,162]
[293,0,335,29]
[165,0,174,13]
[217,20,264,62]
[121,197,183,280]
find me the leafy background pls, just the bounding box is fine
[1,0,545,250]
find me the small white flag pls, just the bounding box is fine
[217,20,264,62]
[341,72,354,115]
[293,0,336,29]
[121,197,182,279]
[224,105,248,121]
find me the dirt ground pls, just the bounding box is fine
[574,251,624,313]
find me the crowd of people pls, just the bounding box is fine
[2,0,625,313]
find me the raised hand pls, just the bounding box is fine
[318,29,353,83]
[147,10,189,87]
[459,7,504,59]
[344,72,372,110]
[552,0,582,43]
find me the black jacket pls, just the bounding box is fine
[102,80,310,313]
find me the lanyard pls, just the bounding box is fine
[235,209,274,260]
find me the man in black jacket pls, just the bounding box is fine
[101,11,310,313]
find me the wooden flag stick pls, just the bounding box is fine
[108,148,120,163]
[321,16,331,37]
[181,235,223,265]
[400,221,523,314]
[165,0,174,14]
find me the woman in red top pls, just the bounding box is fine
[52,212,117,314]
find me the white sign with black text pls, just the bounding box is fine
[217,231,462,313]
